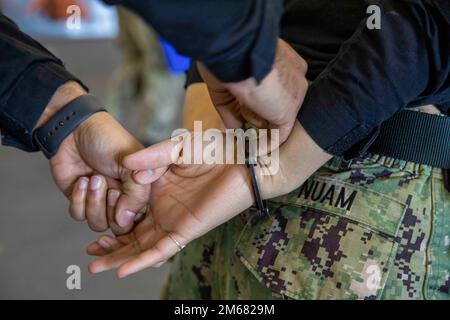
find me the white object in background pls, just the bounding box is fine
[2,0,118,39]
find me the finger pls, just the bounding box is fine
[88,239,142,274]
[115,140,183,229]
[197,63,243,128]
[215,102,244,129]
[109,215,156,247]
[114,173,151,228]
[133,166,168,188]
[106,189,133,236]
[86,243,109,256]
[69,177,89,221]
[123,139,183,172]
[98,235,121,250]
[87,215,156,257]
[86,175,109,232]
[104,176,121,190]
[89,220,164,274]
[117,234,183,278]
[132,165,165,185]
[86,235,123,256]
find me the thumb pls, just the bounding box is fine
[114,139,184,228]
[114,170,151,228]
[123,138,184,177]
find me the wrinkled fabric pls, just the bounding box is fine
[163,153,450,300]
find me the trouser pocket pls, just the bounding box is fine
[235,176,407,300]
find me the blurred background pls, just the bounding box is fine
[0,0,189,299]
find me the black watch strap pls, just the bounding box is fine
[33,94,106,159]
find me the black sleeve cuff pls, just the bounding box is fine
[298,0,450,156]
[201,0,281,83]
[111,0,282,84]
[185,62,204,89]
[298,80,375,156]
[0,62,86,152]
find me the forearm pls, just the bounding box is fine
[258,121,332,200]
[183,83,224,131]
[106,0,282,83]
[182,66,326,203]
[216,121,331,219]
[0,13,85,151]
[298,0,450,156]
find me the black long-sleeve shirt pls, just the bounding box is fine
[187,0,450,155]
[296,0,450,154]
[0,13,82,150]
[1,0,449,156]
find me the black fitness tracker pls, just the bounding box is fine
[33,94,106,159]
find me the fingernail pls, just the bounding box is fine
[134,170,153,184]
[89,176,102,191]
[79,177,89,190]
[119,210,136,227]
[108,189,121,207]
[98,238,111,249]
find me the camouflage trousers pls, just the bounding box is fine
[163,154,450,300]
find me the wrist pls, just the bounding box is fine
[34,81,86,130]
[34,90,107,159]
[51,111,110,165]
[233,164,257,211]
[257,122,334,200]
[72,111,110,147]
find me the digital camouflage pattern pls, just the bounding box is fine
[163,153,450,300]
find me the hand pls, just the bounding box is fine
[86,121,332,278]
[198,38,309,154]
[28,0,89,21]
[51,112,152,234]
[86,136,254,278]
[37,82,150,234]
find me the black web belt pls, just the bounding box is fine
[366,110,450,191]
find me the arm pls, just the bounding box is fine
[105,0,283,83]
[298,0,450,155]
[176,0,449,158]
[183,83,224,132]
[86,118,332,277]
[85,81,331,276]
[0,12,84,151]
[0,13,150,234]
[181,82,330,197]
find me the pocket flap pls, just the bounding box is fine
[234,178,407,300]
[272,176,406,237]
